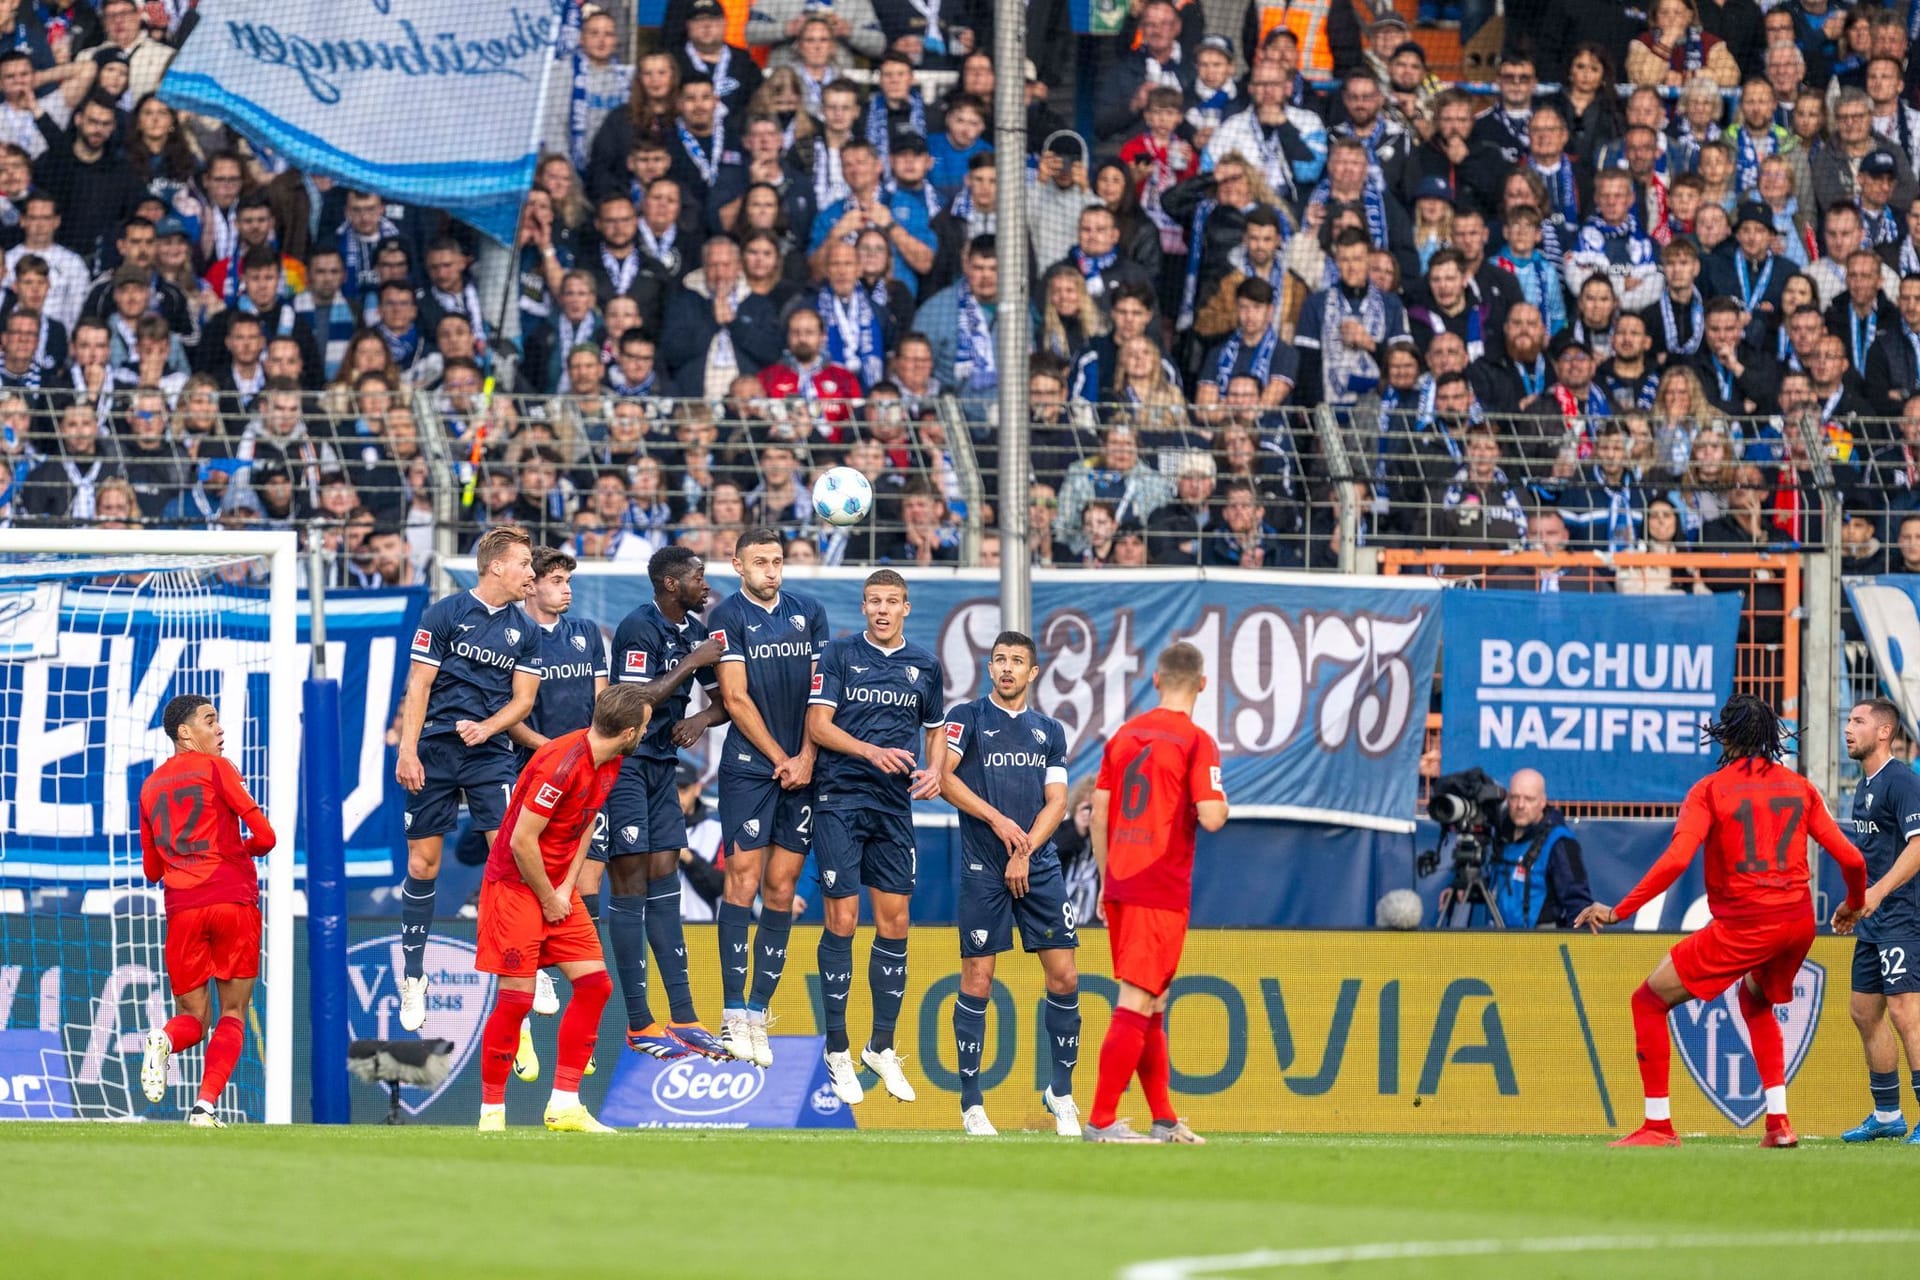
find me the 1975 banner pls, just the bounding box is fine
[449,565,1443,832]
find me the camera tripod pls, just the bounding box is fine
[1436,849,1505,929]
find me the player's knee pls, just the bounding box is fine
[1044,971,1078,997]
[822,898,858,935]
[607,856,649,897]
[646,849,678,879]
[958,963,994,999]
[722,856,761,904]
[406,843,442,879]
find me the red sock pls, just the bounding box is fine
[480,989,535,1106]
[1738,982,1789,1123]
[554,971,610,1092]
[165,1014,203,1054]
[1138,1011,1176,1124]
[1090,1007,1151,1130]
[1630,981,1674,1130]
[196,1015,243,1108]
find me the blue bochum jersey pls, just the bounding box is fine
[1850,760,1920,942]
[410,590,542,747]
[527,616,607,740]
[809,632,944,812]
[944,695,1070,870]
[707,588,831,771]
[611,601,717,766]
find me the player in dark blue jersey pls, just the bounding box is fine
[502,546,608,1082]
[707,528,832,1068]
[805,568,945,1104]
[937,631,1082,1137]
[1838,697,1920,1144]
[606,545,729,1061]
[394,526,540,1031]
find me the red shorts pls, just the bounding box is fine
[1105,900,1189,996]
[475,877,602,978]
[1670,913,1815,1004]
[165,902,261,994]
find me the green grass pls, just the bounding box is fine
[1,1126,1914,1278]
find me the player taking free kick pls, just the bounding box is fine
[1086,642,1228,1144]
[1576,694,1869,1148]
[139,695,277,1126]
[475,684,656,1133]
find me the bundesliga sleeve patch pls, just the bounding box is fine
[1210,765,1224,796]
[534,782,563,811]
[625,650,649,675]
[810,672,824,695]
[411,628,432,652]
[945,721,964,747]
[709,629,728,650]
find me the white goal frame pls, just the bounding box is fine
[0,528,301,1123]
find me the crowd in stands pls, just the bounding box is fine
[11,0,1920,574]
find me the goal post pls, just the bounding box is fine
[0,528,300,1124]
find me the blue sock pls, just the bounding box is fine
[717,901,754,1009]
[868,937,908,1054]
[1045,989,1082,1098]
[953,994,987,1110]
[1871,1069,1902,1116]
[399,875,435,980]
[1911,1069,1920,1111]
[582,886,600,921]
[818,931,854,1053]
[750,910,792,1011]
[606,894,653,1030]
[645,873,696,1024]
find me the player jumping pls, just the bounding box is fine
[1086,642,1227,1144]
[1576,694,1869,1148]
[606,546,729,1060]
[393,526,540,1031]
[504,546,609,1083]
[806,568,946,1104]
[139,695,278,1126]
[707,528,831,1068]
[1837,697,1920,1143]
[938,630,1083,1137]
[476,684,655,1132]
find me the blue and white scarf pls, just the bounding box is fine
[1863,199,1902,247]
[1730,124,1781,200]
[865,87,926,164]
[378,322,420,366]
[1658,290,1703,356]
[1310,177,1390,247]
[1530,158,1579,223]
[558,0,588,171]
[1851,306,1880,371]
[1321,285,1387,401]
[339,219,394,306]
[1215,325,1278,387]
[954,280,995,389]
[1176,198,1218,330]
[678,121,720,187]
[1734,253,1774,311]
[1068,246,1117,298]
[819,284,884,387]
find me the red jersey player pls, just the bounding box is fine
[137,694,276,1127]
[1086,642,1228,1144]
[475,684,653,1133]
[1576,694,1869,1148]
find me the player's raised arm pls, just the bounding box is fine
[1580,781,1716,930]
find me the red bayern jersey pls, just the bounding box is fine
[485,730,623,888]
[757,360,861,433]
[138,753,268,913]
[1095,707,1225,911]
[1615,759,1867,924]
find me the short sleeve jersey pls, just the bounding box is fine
[944,696,1070,870]
[610,601,718,766]
[707,588,831,771]
[1851,759,1920,941]
[808,631,944,812]
[485,730,624,887]
[1095,707,1225,911]
[409,591,543,746]
[526,616,608,741]
[138,752,265,912]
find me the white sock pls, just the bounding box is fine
[1875,1108,1904,1123]
[1765,1085,1788,1116]
[480,1102,504,1119]
[1645,1096,1671,1122]
[548,1089,580,1110]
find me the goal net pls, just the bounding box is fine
[0,530,299,1124]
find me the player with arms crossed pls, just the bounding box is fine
[806,568,946,1103]
[503,546,609,1082]
[1577,694,1869,1147]
[393,526,540,1031]
[938,630,1083,1137]
[606,545,729,1060]
[1837,697,1920,1143]
[1087,641,1227,1144]
[139,695,278,1126]
[476,684,656,1132]
[707,528,831,1068]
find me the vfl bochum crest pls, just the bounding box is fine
[346,935,493,1116]
[1671,959,1825,1127]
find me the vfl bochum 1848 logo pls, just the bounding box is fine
[346,935,494,1117]
[1671,959,1825,1128]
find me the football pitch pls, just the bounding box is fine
[2,1126,1915,1278]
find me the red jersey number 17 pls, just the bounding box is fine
[1732,794,1803,874]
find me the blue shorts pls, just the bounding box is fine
[814,805,916,898]
[604,757,686,859]
[958,852,1079,958]
[1852,937,1920,997]
[718,765,814,856]
[404,736,518,840]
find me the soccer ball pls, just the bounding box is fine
[812,466,874,527]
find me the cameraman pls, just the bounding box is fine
[1480,769,1592,929]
